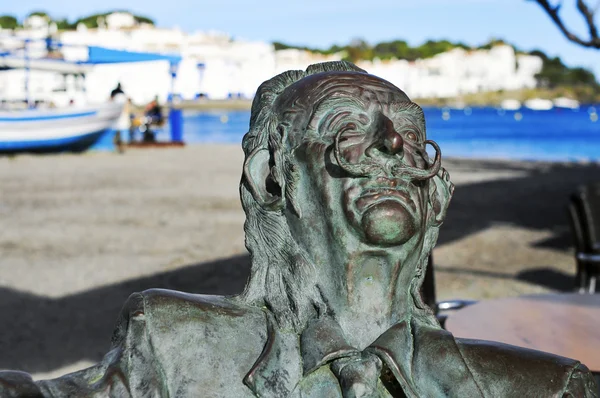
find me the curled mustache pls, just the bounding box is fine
[333,129,442,180]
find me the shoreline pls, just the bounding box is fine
[155,98,599,112]
[159,92,599,112]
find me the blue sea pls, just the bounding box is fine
[92,106,600,162]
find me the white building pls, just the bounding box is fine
[105,12,137,30]
[0,15,545,106]
[22,15,50,31]
[356,45,543,99]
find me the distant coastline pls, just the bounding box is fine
[166,86,597,111]
[415,87,600,107]
[176,99,253,111]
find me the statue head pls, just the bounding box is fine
[239,62,454,333]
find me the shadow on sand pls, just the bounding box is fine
[439,160,600,250]
[0,255,251,373]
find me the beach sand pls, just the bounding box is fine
[1,145,599,379]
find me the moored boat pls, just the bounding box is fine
[500,99,521,110]
[524,98,554,111]
[0,102,122,154]
[553,97,580,110]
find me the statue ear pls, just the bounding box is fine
[243,146,284,210]
[429,168,454,227]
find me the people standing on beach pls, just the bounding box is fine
[127,99,137,143]
[110,83,130,149]
[141,96,163,142]
[144,96,163,125]
[113,130,124,154]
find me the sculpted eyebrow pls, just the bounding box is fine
[326,111,352,131]
[326,111,370,132]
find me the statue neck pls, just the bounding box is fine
[316,250,417,349]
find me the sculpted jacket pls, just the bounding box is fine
[0,288,597,397]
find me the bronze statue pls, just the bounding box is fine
[1,62,597,397]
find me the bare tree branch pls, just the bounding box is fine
[577,0,599,40]
[531,0,600,48]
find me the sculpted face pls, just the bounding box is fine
[241,67,453,336]
[278,72,442,249]
[335,100,433,245]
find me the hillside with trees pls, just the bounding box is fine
[273,38,514,63]
[0,15,18,29]
[274,38,600,102]
[0,10,154,30]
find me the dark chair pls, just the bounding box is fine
[421,254,476,328]
[567,183,600,293]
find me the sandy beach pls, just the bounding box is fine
[1,145,600,379]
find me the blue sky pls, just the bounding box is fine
[8,0,600,76]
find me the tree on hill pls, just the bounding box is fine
[28,11,50,18]
[133,15,154,25]
[535,55,598,87]
[54,19,75,30]
[478,39,509,50]
[73,11,154,28]
[272,39,500,63]
[0,15,19,29]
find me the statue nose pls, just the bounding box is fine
[384,131,404,155]
[381,116,404,155]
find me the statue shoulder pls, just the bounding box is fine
[108,289,270,396]
[455,338,598,397]
[115,288,268,341]
[0,370,44,397]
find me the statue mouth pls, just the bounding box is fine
[342,177,421,244]
[354,186,417,216]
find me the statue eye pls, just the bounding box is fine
[406,131,418,142]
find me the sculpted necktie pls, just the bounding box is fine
[330,350,407,398]
[330,351,383,398]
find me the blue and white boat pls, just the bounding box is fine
[0,37,183,154]
[0,102,122,154]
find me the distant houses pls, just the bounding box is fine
[0,11,545,106]
[356,46,542,99]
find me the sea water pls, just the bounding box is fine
[92,107,600,162]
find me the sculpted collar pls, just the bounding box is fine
[244,312,484,398]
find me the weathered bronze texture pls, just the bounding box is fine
[1,62,597,397]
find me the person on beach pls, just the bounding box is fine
[127,98,138,143]
[140,96,163,142]
[144,96,163,125]
[110,82,125,100]
[109,85,131,147]
[0,62,596,397]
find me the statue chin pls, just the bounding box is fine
[360,200,417,246]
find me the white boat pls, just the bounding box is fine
[524,98,554,111]
[0,102,122,153]
[0,37,183,154]
[553,97,580,110]
[500,99,521,110]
